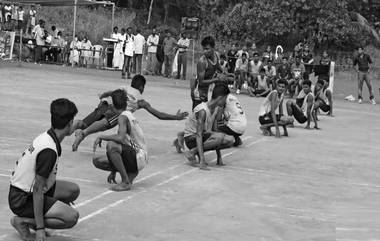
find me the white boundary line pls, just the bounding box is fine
[337,227,380,232]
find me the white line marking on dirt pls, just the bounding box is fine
[337,227,380,232]
[246,138,266,147]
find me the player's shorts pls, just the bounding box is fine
[320,103,330,113]
[107,144,139,174]
[184,132,212,149]
[8,184,57,218]
[258,113,281,125]
[105,109,120,128]
[291,104,307,124]
[217,124,241,137]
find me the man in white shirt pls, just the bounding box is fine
[122,27,134,79]
[176,32,190,80]
[146,27,159,75]
[34,19,46,64]
[27,5,37,34]
[133,28,145,74]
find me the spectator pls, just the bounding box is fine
[111,26,119,39]
[81,36,93,67]
[51,25,58,38]
[315,50,331,82]
[237,45,249,59]
[163,30,177,78]
[133,28,145,74]
[155,30,165,75]
[34,19,45,64]
[227,43,238,73]
[4,4,11,22]
[219,54,228,73]
[113,27,124,70]
[263,59,277,89]
[277,56,291,80]
[248,52,262,81]
[2,15,14,31]
[146,27,159,75]
[234,52,249,94]
[45,31,65,62]
[17,6,24,31]
[263,45,274,62]
[353,46,376,104]
[248,68,270,97]
[176,32,190,80]
[289,55,306,97]
[10,4,18,24]
[301,45,314,74]
[27,5,37,35]
[122,27,134,79]
[70,35,80,66]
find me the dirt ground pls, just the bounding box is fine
[0,62,380,241]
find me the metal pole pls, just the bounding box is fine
[19,28,23,63]
[111,3,115,35]
[147,0,154,24]
[191,39,195,78]
[72,0,78,67]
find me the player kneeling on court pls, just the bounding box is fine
[93,89,148,191]
[286,80,318,129]
[313,79,333,118]
[258,79,294,137]
[9,99,80,241]
[183,84,235,170]
[214,93,247,146]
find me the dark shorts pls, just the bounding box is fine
[8,184,57,218]
[258,114,281,125]
[217,124,241,137]
[184,133,212,150]
[83,101,119,128]
[291,104,307,124]
[320,103,330,113]
[107,144,138,174]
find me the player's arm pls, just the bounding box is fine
[212,106,224,132]
[98,90,114,99]
[93,116,130,152]
[195,110,206,163]
[137,99,188,120]
[197,59,222,85]
[269,92,280,137]
[305,95,314,129]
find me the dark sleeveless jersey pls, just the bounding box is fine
[197,54,219,101]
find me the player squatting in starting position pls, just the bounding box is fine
[9,99,80,241]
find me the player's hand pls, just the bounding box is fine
[137,99,150,109]
[176,109,189,120]
[107,171,117,184]
[36,229,46,241]
[93,137,102,153]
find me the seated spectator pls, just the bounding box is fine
[219,54,228,73]
[262,45,274,62]
[2,15,14,31]
[248,68,270,97]
[227,43,238,73]
[313,79,333,117]
[234,52,249,94]
[237,45,249,59]
[263,59,276,89]
[277,56,291,80]
[289,56,306,97]
[248,52,262,81]
[301,45,314,75]
[81,36,93,67]
[51,25,58,38]
[45,31,65,62]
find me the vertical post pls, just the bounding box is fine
[147,0,154,24]
[111,3,115,35]
[72,0,78,67]
[191,39,195,78]
[19,28,23,63]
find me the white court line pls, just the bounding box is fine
[337,227,380,232]
[246,138,266,147]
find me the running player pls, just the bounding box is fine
[286,80,318,129]
[258,79,294,137]
[215,93,247,146]
[183,84,235,170]
[313,79,333,117]
[72,74,188,151]
[9,99,80,241]
[92,90,147,191]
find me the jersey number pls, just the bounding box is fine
[236,103,244,114]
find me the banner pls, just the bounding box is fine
[0,31,15,60]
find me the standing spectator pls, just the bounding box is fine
[146,27,159,75]
[17,6,24,30]
[47,31,65,62]
[122,27,134,79]
[263,59,277,89]
[237,45,249,59]
[353,46,376,104]
[10,4,18,24]
[133,28,145,74]
[81,36,93,67]
[34,19,45,64]
[70,35,80,66]
[163,30,177,78]
[227,43,238,73]
[301,45,314,75]
[2,15,14,31]
[155,30,165,75]
[28,5,37,35]
[248,52,262,81]
[113,27,124,69]
[51,26,58,38]
[111,26,119,39]
[176,32,190,80]
[219,54,228,73]
[4,4,11,22]
[234,52,249,94]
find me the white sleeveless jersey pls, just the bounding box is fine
[184,102,214,137]
[121,110,148,171]
[258,90,283,117]
[10,132,58,193]
[224,94,247,134]
[120,85,143,113]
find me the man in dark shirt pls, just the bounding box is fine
[353,46,375,104]
[227,43,238,73]
[277,56,291,80]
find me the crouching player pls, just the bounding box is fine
[214,93,247,146]
[286,80,318,129]
[314,79,333,117]
[9,99,80,241]
[92,90,147,191]
[258,79,294,137]
[183,84,235,170]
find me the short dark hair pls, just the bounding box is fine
[242,53,247,57]
[113,26,118,31]
[131,74,146,89]
[211,83,230,99]
[127,27,133,31]
[302,80,312,87]
[111,89,127,110]
[52,26,56,30]
[253,52,259,57]
[220,54,226,60]
[50,98,78,129]
[282,56,288,60]
[277,79,288,87]
[316,79,325,86]
[57,31,62,36]
[259,68,266,73]
[201,36,215,48]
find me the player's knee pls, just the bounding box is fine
[65,209,79,228]
[69,183,80,202]
[224,135,235,146]
[106,141,119,153]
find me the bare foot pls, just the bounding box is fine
[110,182,131,191]
[177,133,185,149]
[199,162,211,170]
[11,217,34,241]
[72,130,85,151]
[173,139,183,153]
[184,151,197,166]
[216,158,225,166]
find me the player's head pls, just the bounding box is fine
[111,89,127,111]
[50,98,78,135]
[277,79,288,94]
[358,46,363,54]
[211,84,230,107]
[201,36,215,58]
[131,74,146,94]
[315,79,325,91]
[302,80,312,93]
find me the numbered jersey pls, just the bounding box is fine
[224,94,247,134]
[10,131,59,193]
